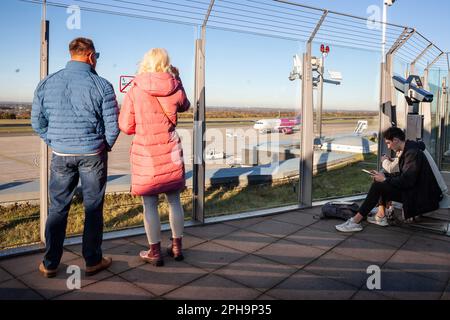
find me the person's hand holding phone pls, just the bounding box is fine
[371,170,386,182]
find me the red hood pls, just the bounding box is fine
[133,72,179,97]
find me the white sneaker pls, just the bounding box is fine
[367,214,389,227]
[335,218,363,233]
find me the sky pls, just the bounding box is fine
[0,0,449,111]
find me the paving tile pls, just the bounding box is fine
[309,219,354,234]
[212,229,277,253]
[401,235,450,261]
[352,289,393,300]
[442,283,450,300]
[246,219,304,238]
[183,242,246,272]
[128,232,206,252]
[271,211,318,227]
[65,238,131,256]
[102,243,147,274]
[0,279,43,300]
[223,216,269,229]
[352,225,411,248]
[0,267,13,284]
[163,274,260,300]
[385,249,450,283]
[296,207,323,216]
[375,268,447,300]
[285,227,347,251]
[256,294,277,300]
[0,250,79,277]
[266,270,357,300]
[415,231,450,243]
[214,254,296,292]
[120,259,207,296]
[304,251,375,289]
[19,260,114,300]
[253,239,326,269]
[184,223,238,240]
[332,237,397,265]
[54,276,154,300]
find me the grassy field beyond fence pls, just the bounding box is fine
[0,154,377,250]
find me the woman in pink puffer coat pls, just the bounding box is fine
[119,48,190,267]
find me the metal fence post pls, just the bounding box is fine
[192,36,206,223]
[192,0,214,223]
[40,1,49,244]
[299,43,314,207]
[298,11,327,208]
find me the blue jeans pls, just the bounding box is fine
[43,151,108,269]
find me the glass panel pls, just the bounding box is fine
[312,44,381,201]
[204,28,301,218]
[0,2,41,250]
[43,5,196,238]
[428,68,441,160]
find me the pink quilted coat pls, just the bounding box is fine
[119,72,190,196]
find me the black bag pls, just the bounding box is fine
[318,201,359,220]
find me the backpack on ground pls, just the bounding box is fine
[318,201,359,220]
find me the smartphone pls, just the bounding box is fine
[362,169,375,175]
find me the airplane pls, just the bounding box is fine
[253,116,301,134]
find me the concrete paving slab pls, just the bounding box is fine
[65,238,132,257]
[214,254,296,292]
[376,268,447,300]
[0,250,78,277]
[304,251,375,289]
[184,223,238,241]
[245,219,304,238]
[332,237,398,265]
[384,249,450,284]
[163,274,260,300]
[401,235,450,261]
[271,211,318,227]
[101,243,147,275]
[285,227,347,251]
[182,241,246,272]
[0,267,13,284]
[120,259,207,297]
[212,229,277,254]
[253,239,326,269]
[352,224,411,248]
[54,276,154,300]
[223,216,269,229]
[0,279,43,300]
[266,270,357,300]
[127,232,207,252]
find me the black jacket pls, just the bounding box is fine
[385,140,443,219]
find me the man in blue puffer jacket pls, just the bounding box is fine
[32,37,119,278]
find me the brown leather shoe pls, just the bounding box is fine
[85,257,112,276]
[39,262,58,278]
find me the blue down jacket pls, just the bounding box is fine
[31,61,119,154]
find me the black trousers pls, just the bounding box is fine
[358,182,403,217]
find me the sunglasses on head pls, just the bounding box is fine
[91,52,100,59]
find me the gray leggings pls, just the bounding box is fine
[142,190,185,245]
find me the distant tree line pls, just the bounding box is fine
[0,111,31,119]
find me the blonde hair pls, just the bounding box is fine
[138,48,171,74]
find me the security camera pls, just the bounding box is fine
[384,0,396,6]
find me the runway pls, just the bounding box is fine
[0,122,378,184]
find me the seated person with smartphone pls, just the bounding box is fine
[360,150,403,226]
[336,127,442,233]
